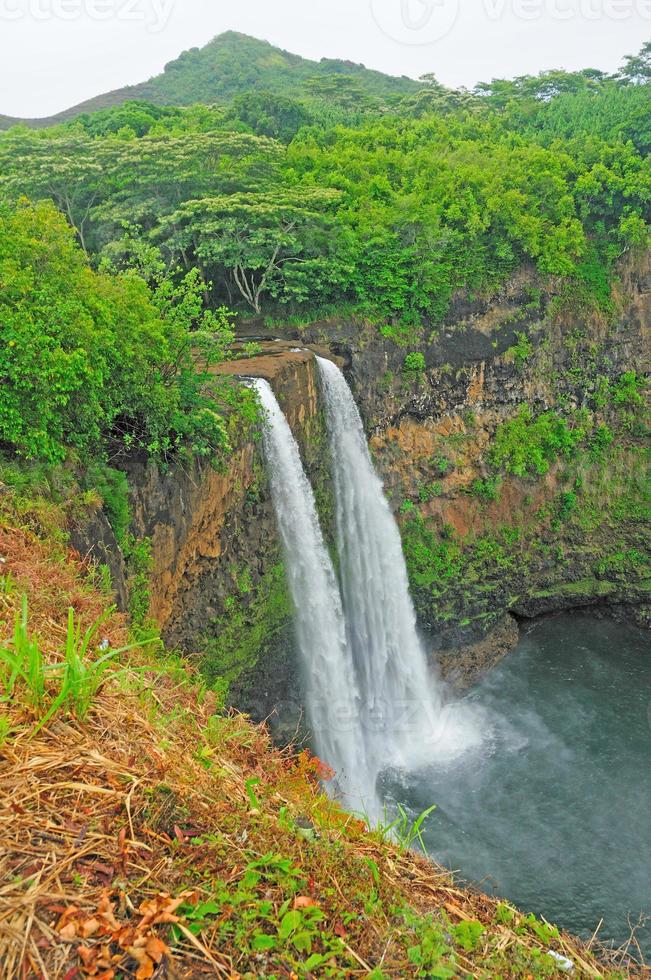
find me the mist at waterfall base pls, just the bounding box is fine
[382,613,651,958]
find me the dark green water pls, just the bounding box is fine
[382,614,650,960]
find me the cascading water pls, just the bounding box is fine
[253,379,376,812]
[255,367,481,819]
[315,357,452,783]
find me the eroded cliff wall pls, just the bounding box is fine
[125,348,334,733]
[294,254,650,680]
[107,255,649,724]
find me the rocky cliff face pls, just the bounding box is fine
[124,346,335,734]
[107,255,648,728]
[292,253,650,678]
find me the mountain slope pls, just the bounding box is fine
[0,31,420,130]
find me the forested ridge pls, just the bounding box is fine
[0,35,649,466]
[0,31,420,130]
[0,31,649,577]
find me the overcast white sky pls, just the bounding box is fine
[0,0,648,118]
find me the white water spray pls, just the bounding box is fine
[253,379,376,812]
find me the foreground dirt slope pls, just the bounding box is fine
[0,507,646,978]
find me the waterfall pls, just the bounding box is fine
[316,356,446,779]
[255,367,478,821]
[253,379,376,812]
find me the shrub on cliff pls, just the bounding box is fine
[489,406,584,478]
[404,352,427,375]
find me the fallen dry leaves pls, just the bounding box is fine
[52,890,188,978]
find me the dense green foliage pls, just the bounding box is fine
[285,115,649,322]
[0,200,245,464]
[488,407,584,478]
[0,38,648,330]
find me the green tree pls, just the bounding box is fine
[161,188,346,313]
[0,129,282,258]
[618,41,651,84]
[0,131,109,254]
[226,92,314,143]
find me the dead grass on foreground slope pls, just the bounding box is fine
[0,508,648,979]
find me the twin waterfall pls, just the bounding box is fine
[254,359,444,817]
[253,378,369,800]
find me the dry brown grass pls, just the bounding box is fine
[0,518,648,979]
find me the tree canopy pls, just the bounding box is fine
[0,200,243,464]
[0,42,649,329]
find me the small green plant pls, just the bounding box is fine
[430,454,452,477]
[418,481,443,502]
[589,423,614,461]
[450,919,485,952]
[0,569,15,595]
[240,341,263,359]
[591,374,611,409]
[236,567,253,595]
[82,462,131,545]
[522,913,560,944]
[124,535,153,626]
[557,491,578,522]
[0,596,48,711]
[48,608,125,723]
[495,902,517,925]
[0,597,155,731]
[379,803,437,854]
[505,330,533,370]
[0,714,11,747]
[470,476,502,502]
[94,564,114,597]
[401,909,456,977]
[610,371,644,409]
[245,777,261,810]
[403,352,426,375]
